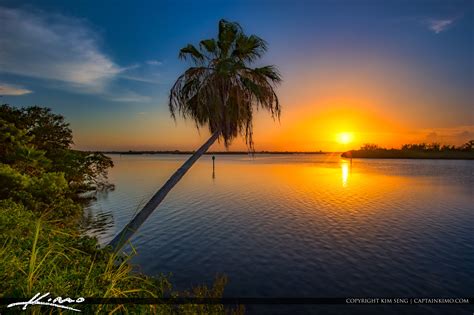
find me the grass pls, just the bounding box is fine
[0,200,244,314]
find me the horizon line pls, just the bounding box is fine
[96,150,338,155]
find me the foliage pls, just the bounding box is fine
[0,163,80,219]
[360,144,380,151]
[0,119,50,175]
[461,140,474,151]
[49,149,115,193]
[0,104,114,193]
[0,105,72,152]
[169,19,282,150]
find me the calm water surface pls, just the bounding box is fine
[85,154,474,314]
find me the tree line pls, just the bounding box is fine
[360,141,474,152]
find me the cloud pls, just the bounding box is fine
[119,74,161,84]
[425,18,454,34]
[0,83,32,95]
[0,6,162,103]
[0,7,126,93]
[146,60,162,66]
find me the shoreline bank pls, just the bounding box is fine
[341,150,474,160]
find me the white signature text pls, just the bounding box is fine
[7,292,85,312]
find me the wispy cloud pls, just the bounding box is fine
[146,60,162,66]
[119,74,161,84]
[425,18,455,34]
[0,83,32,95]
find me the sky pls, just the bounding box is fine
[0,0,473,151]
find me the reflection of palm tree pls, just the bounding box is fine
[109,19,281,251]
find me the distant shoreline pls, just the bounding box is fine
[101,151,328,155]
[91,150,474,160]
[341,150,474,160]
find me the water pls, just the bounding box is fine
[85,154,474,314]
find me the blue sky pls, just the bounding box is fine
[0,0,473,151]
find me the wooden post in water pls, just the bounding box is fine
[212,155,215,178]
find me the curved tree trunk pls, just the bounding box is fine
[108,131,219,252]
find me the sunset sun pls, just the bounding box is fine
[337,132,353,144]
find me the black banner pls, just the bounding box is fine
[1,297,472,305]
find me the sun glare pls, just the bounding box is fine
[337,132,353,144]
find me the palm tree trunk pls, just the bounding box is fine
[108,131,219,252]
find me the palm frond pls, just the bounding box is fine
[199,39,217,56]
[232,34,267,62]
[253,65,282,84]
[178,44,205,63]
[217,19,242,58]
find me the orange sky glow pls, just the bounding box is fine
[73,55,473,152]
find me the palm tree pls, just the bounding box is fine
[109,19,281,252]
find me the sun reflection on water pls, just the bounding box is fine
[341,160,350,187]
